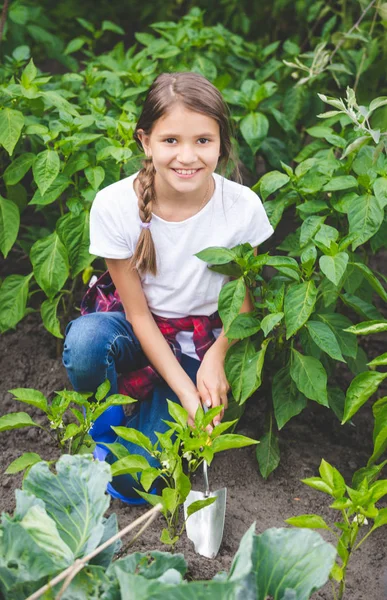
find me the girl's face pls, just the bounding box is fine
[137,104,221,195]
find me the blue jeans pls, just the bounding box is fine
[62,311,201,499]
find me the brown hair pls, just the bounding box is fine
[130,71,241,276]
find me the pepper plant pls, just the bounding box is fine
[105,399,258,548]
[0,379,136,473]
[197,87,387,477]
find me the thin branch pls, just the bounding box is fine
[330,0,377,63]
[26,503,163,600]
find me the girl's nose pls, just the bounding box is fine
[176,145,197,164]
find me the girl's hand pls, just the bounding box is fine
[196,347,230,426]
[178,389,202,427]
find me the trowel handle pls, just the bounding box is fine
[203,460,210,498]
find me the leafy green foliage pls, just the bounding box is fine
[1,380,137,473]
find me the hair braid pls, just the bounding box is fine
[130,158,157,275]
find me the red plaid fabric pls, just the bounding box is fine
[80,271,223,400]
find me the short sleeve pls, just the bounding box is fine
[89,191,133,259]
[243,188,274,247]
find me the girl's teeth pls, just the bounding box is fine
[175,169,197,174]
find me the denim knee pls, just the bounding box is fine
[62,313,114,376]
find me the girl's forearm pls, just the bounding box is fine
[130,313,197,397]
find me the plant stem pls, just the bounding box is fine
[330,0,377,63]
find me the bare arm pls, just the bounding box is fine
[105,258,201,421]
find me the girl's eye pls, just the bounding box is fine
[198,138,209,144]
[165,138,177,144]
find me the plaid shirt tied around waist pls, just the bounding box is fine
[80,271,223,400]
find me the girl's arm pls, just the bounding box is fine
[105,258,201,423]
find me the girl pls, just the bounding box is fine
[62,72,274,501]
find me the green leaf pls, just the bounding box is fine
[32,150,60,196]
[373,178,387,208]
[160,528,179,546]
[186,497,217,519]
[95,379,111,401]
[259,171,290,201]
[0,412,38,432]
[225,312,261,340]
[23,455,112,557]
[240,112,269,154]
[300,216,325,247]
[30,232,69,298]
[64,37,87,55]
[101,20,125,34]
[218,278,246,331]
[57,211,92,277]
[140,468,160,492]
[316,313,358,358]
[290,349,329,406]
[0,108,24,155]
[8,388,48,412]
[305,321,345,362]
[85,166,105,191]
[3,153,35,185]
[0,196,20,258]
[41,296,63,338]
[349,262,387,303]
[319,253,348,287]
[112,427,153,453]
[348,194,384,249]
[0,274,32,332]
[211,433,258,453]
[167,399,188,428]
[301,477,333,495]
[286,514,330,529]
[341,292,384,321]
[368,353,387,366]
[261,312,284,337]
[256,416,280,479]
[272,366,307,429]
[342,371,387,423]
[30,174,71,206]
[5,452,42,474]
[111,455,151,476]
[323,176,358,191]
[344,320,387,335]
[284,280,317,339]
[225,338,267,404]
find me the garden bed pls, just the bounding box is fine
[0,313,385,599]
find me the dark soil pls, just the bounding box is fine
[1,313,386,599]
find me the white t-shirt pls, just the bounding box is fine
[89,171,274,359]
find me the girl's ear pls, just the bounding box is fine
[137,129,151,156]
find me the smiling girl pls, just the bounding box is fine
[62,72,274,501]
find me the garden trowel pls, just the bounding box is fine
[183,457,227,558]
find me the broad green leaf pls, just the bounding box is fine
[372,507,387,531]
[186,497,217,519]
[218,278,246,332]
[41,295,63,338]
[0,108,24,155]
[256,416,280,479]
[101,20,125,34]
[3,153,35,185]
[23,455,112,557]
[240,112,269,154]
[284,280,317,339]
[344,320,387,335]
[92,394,137,420]
[373,178,387,208]
[285,514,330,529]
[300,216,325,247]
[328,387,345,421]
[140,468,160,492]
[57,211,93,277]
[30,232,69,298]
[0,196,20,257]
[85,166,105,191]
[100,443,130,460]
[95,379,111,401]
[316,313,357,358]
[8,388,48,412]
[305,321,345,362]
[20,505,74,564]
[290,349,328,406]
[348,194,384,249]
[29,174,71,206]
[211,433,258,453]
[368,353,387,366]
[0,412,37,432]
[0,273,32,332]
[342,372,387,423]
[5,452,42,474]
[111,455,151,476]
[225,312,261,340]
[259,171,290,201]
[112,427,153,453]
[64,37,87,55]
[319,252,348,286]
[323,176,357,191]
[272,366,307,429]
[160,529,179,546]
[261,312,284,337]
[32,150,60,196]
[225,338,268,404]
[319,459,346,497]
[341,292,383,321]
[301,477,333,495]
